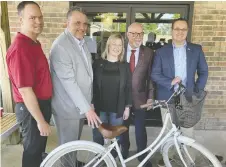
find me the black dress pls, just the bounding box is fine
[92,59,132,118]
[101,60,120,113]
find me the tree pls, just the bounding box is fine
[142,23,161,35]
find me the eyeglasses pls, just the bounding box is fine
[74,21,88,27]
[173,28,188,32]
[128,32,144,38]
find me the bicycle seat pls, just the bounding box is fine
[98,123,128,139]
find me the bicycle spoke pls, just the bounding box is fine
[48,149,108,167]
[168,144,215,167]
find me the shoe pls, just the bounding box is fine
[88,159,105,167]
[121,147,129,159]
[111,149,118,158]
[157,158,165,167]
[76,160,85,167]
[144,160,153,167]
[215,155,223,162]
[157,158,173,167]
[42,152,48,161]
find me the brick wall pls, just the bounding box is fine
[6,1,226,130]
[7,1,69,58]
[192,1,226,130]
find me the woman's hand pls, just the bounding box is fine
[123,107,130,120]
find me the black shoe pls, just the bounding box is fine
[157,158,165,167]
[42,152,48,161]
[111,149,118,158]
[76,160,85,167]
[144,160,152,167]
[121,147,129,159]
[88,159,106,167]
[215,155,223,162]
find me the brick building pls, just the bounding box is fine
[5,1,226,130]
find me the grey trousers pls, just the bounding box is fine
[53,114,85,166]
[53,114,84,145]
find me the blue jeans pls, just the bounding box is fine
[93,112,123,145]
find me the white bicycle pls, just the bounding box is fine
[40,84,222,167]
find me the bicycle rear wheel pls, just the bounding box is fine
[162,137,222,167]
[40,140,116,167]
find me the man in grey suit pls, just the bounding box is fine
[50,6,101,147]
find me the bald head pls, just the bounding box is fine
[127,22,144,48]
[128,22,143,32]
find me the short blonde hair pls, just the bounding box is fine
[101,33,125,62]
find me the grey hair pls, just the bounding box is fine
[66,6,86,19]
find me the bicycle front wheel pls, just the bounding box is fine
[40,140,117,167]
[162,137,222,167]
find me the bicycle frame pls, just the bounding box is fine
[84,112,189,167]
[86,86,197,167]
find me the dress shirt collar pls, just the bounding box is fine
[172,41,187,49]
[73,36,85,47]
[68,29,85,46]
[127,43,139,52]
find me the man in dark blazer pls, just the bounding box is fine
[121,22,154,166]
[151,18,208,103]
[151,18,208,166]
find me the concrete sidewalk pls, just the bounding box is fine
[1,125,226,167]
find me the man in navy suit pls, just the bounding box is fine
[151,18,208,167]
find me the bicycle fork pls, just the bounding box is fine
[174,133,195,167]
[84,138,119,167]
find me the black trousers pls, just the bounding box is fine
[120,108,148,162]
[15,99,51,167]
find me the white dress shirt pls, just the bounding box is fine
[72,35,88,66]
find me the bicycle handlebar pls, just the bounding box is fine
[140,82,186,109]
[140,101,165,109]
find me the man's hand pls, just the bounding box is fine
[37,121,51,136]
[85,109,102,128]
[146,99,153,111]
[123,107,130,120]
[171,76,182,86]
[91,104,95,109]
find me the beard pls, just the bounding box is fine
[133,41,142,48]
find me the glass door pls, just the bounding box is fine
[131,6,186,51]
[76,5,130,58]
[75,2,192,127]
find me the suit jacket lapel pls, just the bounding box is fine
[83,45,93,79]
[167,45,175,76]
[186,43,192,79]
[135,46,144,71]
[64,29,91,77]
[126,44,145,74]
[124,43,145,74]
